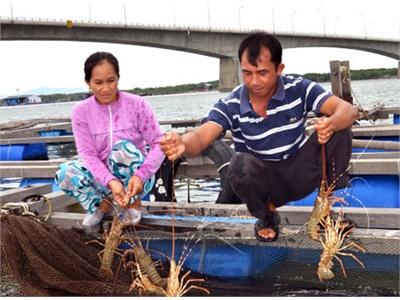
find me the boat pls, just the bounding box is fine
[1,94,42,106]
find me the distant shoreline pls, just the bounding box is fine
[1,68,397,106]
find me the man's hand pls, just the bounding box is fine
[108,179,127,207]
[124,175,144,205]
[314,116,335,144]
[160,132,185,161]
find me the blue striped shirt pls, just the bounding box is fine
[204,75,332,161]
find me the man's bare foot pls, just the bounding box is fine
[256,227,277,240]
[254,202,280,242]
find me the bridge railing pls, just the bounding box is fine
[1,16,398,42]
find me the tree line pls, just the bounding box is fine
[290,68,398,83]
[39,67,397,103]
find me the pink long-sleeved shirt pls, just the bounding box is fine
[71,91,165,187]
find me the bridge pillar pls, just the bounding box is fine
[219,57,241,92]
[398,60,400,78]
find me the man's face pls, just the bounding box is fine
[240,47,284,99]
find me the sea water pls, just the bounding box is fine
[1,78,399,296]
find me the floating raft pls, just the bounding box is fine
[1,105,399,294]
[1,184,399,294]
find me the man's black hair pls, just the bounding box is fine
[238,32,282,67]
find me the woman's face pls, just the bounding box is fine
[87,60,119,105]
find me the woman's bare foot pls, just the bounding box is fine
[99,197,112,213]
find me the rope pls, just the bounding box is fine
[1,202,37,218]
[1,194,53,222]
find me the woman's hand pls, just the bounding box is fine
[108,179,127,207]
[125,175,144,203]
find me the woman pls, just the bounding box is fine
[55,52,165,229]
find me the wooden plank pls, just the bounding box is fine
[360,105,400,121]
[1,157,398,179]
[305,124,400,138]
[352,139,400,151]
[358,103,385,120]
[32,191,76,215]
[178,157,400,177]
[0,135,75,145]
[0,184,52,204]
[159,119,201,128]
[349,158,399,174]
[0,118,71,131]
[0,165,59,178]
[329,60,342,97]
[48,211,85,229]
[1,119,203,139]
[0,106,398,133]
[352,124,400,137]
[0,122,73,139]
[1,153,393,165]
[46,211,399,254]
[339,61,353,103]
[0,158,67,166]
[142,202,400,229]
[176,162,218,178]
[351,152,400,159]
[0,119,201,139]
[1,121,398,143]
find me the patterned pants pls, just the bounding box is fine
[55,140,155,214]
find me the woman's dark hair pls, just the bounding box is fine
[238,32,282,68]
[84,52,120,82]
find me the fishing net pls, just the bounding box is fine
[0,214,135,296]
[1,212,399,296]
[130,226,399,296]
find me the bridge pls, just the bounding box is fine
[1,17,399,91]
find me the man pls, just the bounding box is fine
[160,32,358,242]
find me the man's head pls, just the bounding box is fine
[238,32,284,100]
[238,32,282,68]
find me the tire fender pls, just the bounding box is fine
[203,139,241,204]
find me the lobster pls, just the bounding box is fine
[131,254,210,297]
[317,211,366,281]
[87,216,126,278]
[130,159,210,296]
[307,144,346,240]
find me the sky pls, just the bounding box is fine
[0,0,399,97]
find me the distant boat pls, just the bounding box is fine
[1,94,42,106]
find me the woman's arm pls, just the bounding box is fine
[133,100,165,184]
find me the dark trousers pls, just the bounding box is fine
[151,157,182,202]
[226,129,352,220]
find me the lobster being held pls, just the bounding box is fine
[317,211,366,281]
[307,144,346,240]
[87,216,126,278]
[307,178,346,240]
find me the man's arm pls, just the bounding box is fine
[315,95,358,144]
[160,121,223,161]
